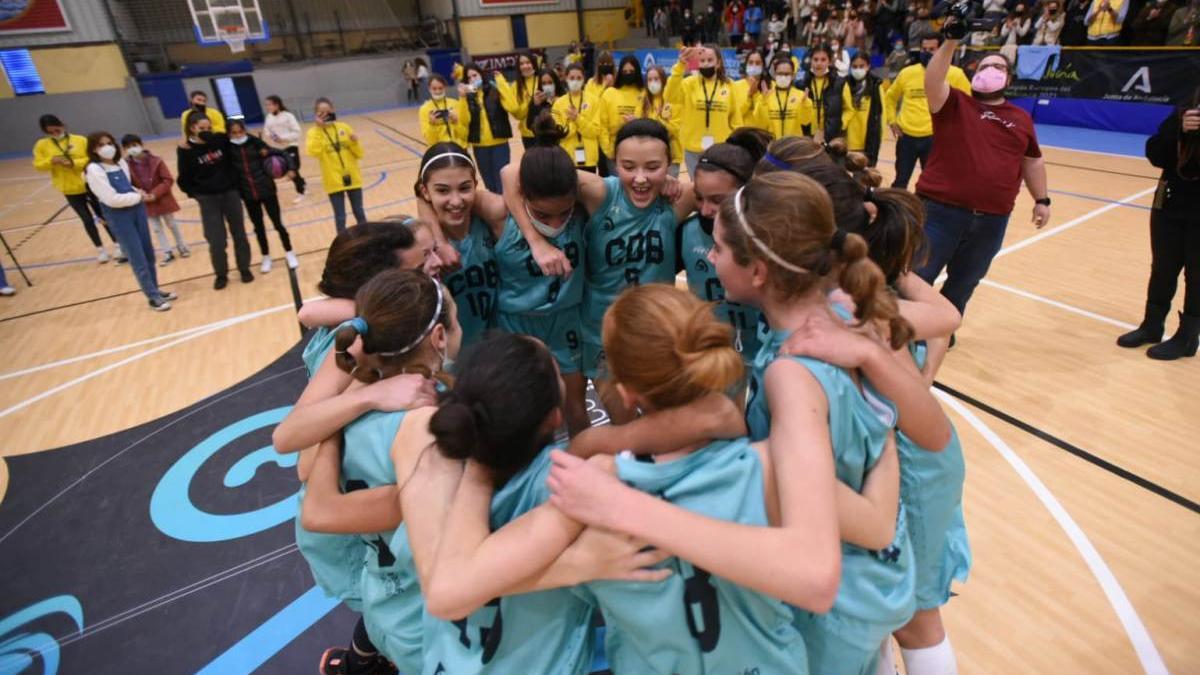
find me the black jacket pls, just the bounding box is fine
[228,135,284,201]
[800,71,845,140]
[1146,108,1200,213]
[176,134,235,196]
[466,82,514,144]
[849,74,885,166]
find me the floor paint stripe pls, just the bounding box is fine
[195,585,340,675]
[937,391,1169,675]
[994,186,1158,260]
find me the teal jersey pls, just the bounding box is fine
[578,439,807,675]
[899,342,971,610]
[495,215,586,315]
[341,409,424,672]
[679,216,764,363]
[296,321,365,611]
[746,328,916,660]
[422,447,595,675]
[582,176,679,344]
[444,217,500,348]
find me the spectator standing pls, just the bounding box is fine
[403,60,420,103]
[884,37,910,78]
[31,114,120,263]
[416,59,431,101]
[1131,0,1176,43]
[262,95,307,201]
[1033,2,1067,44]
[1167,0,1200,44]
[227,120,297,274]
[875,0,901,53]
[1061,0,1092,43]
[908,5,935,47]
[726,0,748,43]
[767,12,788,39]
[844,7,867,48]
[705,4,723,41]
[179,91,226,136]
[122,134,189,265]
[1085,0,1129,44]
[306,97,367,231]
[656,6,671,44]
[179,112,254,288]
[1000,5,1032,62]
[746,0,766,40]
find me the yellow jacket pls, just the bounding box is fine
[419,97,468,146]
[644,93,683,164]
[497,74,538,138]
[32,134,89,195]
[306,121,364,194]
[730,78,763,126]
[180,107,226,135]
[666,62,744,153]
[598,85,647,157]
[842,82,894,153]
[1086,0,1128,40]
[884,64,972,137]
[584,78,609,103]
[552,90,603,167]
[754,85,814,139]
[456,87,510,148]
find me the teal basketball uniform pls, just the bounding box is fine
[746,328,916,675]
[444,217,500,349]
[582,176,679,377]
[679,216,764,364]
[575,439,807,674]
[422,447,595,675]
[901,341,971,610]
[295,323,366,611]
[494,215,586,373]
[341,409,424,673]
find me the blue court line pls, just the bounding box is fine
[174,169,391,224]
[3,193,416,272]
[373,128,425,158]
[195,585,339,675]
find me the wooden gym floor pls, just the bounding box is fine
[0,107,1194,673]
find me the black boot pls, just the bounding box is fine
[1117,302,1169,348]
[1147,313,1199,360]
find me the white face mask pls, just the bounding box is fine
[469,77,482,90]
[526,201,572,238]
[431,90,446,100]
[97,145,117,160]
[775,74,793,89]
[189,136,202,144]
[52,132,66,140]
[126,145,144,157]
[567,79,584,93]
[746,65,764,77]
[542,84,556,97]
[647,80,663,95]
[230,136,248,145]
[850,67,868,80]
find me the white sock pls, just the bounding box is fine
[901,636,958,675]
[875,638,898,675]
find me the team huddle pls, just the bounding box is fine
[269,41,971,675]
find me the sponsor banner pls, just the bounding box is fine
[472,47,548,75]
[0,0,70,34]
[611,48,745,78]
[1009,49,1200,107]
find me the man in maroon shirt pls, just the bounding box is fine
[913,21,1052,333]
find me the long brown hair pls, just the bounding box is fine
[642,65,669,119]
[717,171,914,348]
[317,221,416,299]
[603,285,743,410]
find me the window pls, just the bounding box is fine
[0,49,45,96]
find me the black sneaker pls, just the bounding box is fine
[160,290,178,301]
[148,298,172,312]
[114,255,129,265]
[214,276,228,290]
[949,333,957,350]
[240,269,255,283]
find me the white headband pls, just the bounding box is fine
[420,151,475,181]
[377,277,446,357]
[733,186,808,274]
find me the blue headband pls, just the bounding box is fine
[762,151,791,170]
[350,316,369,335]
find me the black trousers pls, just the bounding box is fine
[284,146,306,195]
[1146,208,1199,316]
[66,190,114,247]
[243,192,292,254]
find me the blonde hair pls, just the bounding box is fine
[602,285,744,410]
[717,172,914,349]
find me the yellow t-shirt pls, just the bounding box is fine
[305,121,364,194]
[419,98,468,146]
[841,82,894,153]
[884,64,972,137]
[552,90,603,167]
[755,85,814,139]
[643,93,683,164]
[32,133,90,196]
[598,85,647,157]
[665,63,745,153]
[497,73,538,138]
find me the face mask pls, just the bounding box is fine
[230,136,248,145]
[189,136,202,144]
[775,74,793,88]
[51,132,66,140]
[617,72,638,87]
[567,79,584,93]
[542,84,556,97]
[126,145,144,157]
[432,90,446,100]
[469,78,482,90]
[831,44,841,51]
[647,80,663,95]
[439,343,455,374]
[699,66,716,79]
[746,65,764,77]
[851,67,868,80]
[526,202,571,238]
[919,51,935,67]
[781,47,791,54]
[97,145,117,160]
[193,103,206,112]
[324,111,338,122]
[199,131,215,142]
[971,66,1008,95]
[599,64,614,75]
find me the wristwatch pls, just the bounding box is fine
[1035,197,1052,206]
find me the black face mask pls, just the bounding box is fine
[919,51,934,67]
[324,112,337,122]
[697,214,715,236]
[198,131,215,143]
[617,72,639,87]
[599,64,614,75]
[699,66,717,79]
[193,103,206,113]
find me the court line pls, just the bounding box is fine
[937,391,1169,675]
[994,186,1158,261]
[979,279,1136,330]
[1048,188,1153,211]
[372,127,426,158]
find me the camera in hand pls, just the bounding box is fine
[434,110,450,120]
[342,174,352,187]
[935,0,1001,37]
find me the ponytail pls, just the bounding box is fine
[834,231,914,349]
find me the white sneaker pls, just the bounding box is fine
[285,250,299,269]
[0,286,14,297]
[160,251,176,266]
[97,248,111,264]
[261,256,273,274]
[292,194,305,204]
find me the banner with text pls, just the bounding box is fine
[1009,49,1200,107]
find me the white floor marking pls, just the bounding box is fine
[978,280,1137,330]
[937,391,1169,675]
[994,186,1157,261]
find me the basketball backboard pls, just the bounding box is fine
[188,0,269,52]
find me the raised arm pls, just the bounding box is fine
[301,435,403,533]
[895,272,961,341]
[924,32,958,114]
[297,298,355,329]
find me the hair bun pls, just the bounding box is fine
[428,397,480,460]
[531,110,567,147]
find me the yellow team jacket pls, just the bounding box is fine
[552,90,603,168]
[730,78,762,127]
[584,78,609,103]
[666,62,744,153]
[306,121,364,194]
[644,94,684,164]
[456,86,510,148]
[884,64,972,137]
[754,85,814,139]
[32,134,90,195]
[841,83,895,153]
[419,97,468,146]
[497,74,538,139]
[180,107,227,135]
[598,85,647,157]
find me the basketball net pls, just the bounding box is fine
[221,24,248,53]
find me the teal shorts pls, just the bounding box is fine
[581,339,608,380]
[497,307,583,374]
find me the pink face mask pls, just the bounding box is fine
[972,65,1008,94]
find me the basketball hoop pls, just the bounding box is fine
[221,24,248,53]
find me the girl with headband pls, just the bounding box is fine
[414,142,508,349]
[502,118,696,423]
